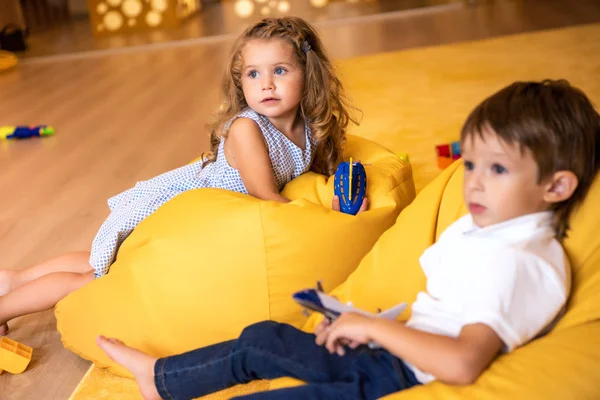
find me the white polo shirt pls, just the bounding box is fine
[405,211,570,384]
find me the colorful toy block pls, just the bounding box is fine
[435,144,451,158]
[0,336,33,375]
[435,141,461,169]
[450,142,461,158]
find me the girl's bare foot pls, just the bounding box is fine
[0,323,8,336]
[96,335,161,400]
[0,269,16,296]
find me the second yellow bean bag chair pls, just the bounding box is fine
[55,135,416,377]
[214,160,600,400]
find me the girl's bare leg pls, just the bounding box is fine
[0,269,95,335]
[0,251,92,296]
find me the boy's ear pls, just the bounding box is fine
[544,171,579,204]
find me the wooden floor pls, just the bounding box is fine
[1,1,600,399]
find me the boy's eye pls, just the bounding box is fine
[274,67,287,75]
[463,160,474,171]
[248,70,258,79]
[491,164,507,174]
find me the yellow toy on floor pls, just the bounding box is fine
[205,160,600,400]
[0,50,18,72]
[0,336,33,375]
[55,135,417,378]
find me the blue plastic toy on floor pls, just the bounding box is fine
[0,125,55,140]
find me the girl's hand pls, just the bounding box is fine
[332,196,368,214]
[315,312,375,356]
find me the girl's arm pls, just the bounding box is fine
[315,313,502,385]
[224,118,290,203]
[225,119,368,210]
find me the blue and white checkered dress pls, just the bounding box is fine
[89,107,316,277]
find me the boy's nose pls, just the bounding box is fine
[466,172,484,192]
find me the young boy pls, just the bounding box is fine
[97,80,600,400]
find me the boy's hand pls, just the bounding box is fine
[315,317,347,355]
[314,318,331,337]
[332,196,368,214]
[315,312,374,356]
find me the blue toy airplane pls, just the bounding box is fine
[293,281,407,322]
[293,282,407,349]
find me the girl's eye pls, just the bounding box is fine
[463,160,474,171]
[274,67,286,75]
[248,70,258,79]
[492,164,507,174]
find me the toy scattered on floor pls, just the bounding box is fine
[0,336,33,375]
[435,141,461,169]
[333,157,367,215]
[0,125,55,140]
[0,50,18,72]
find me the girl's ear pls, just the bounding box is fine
[543,171,579,204]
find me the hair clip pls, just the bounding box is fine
[301,40,312,53]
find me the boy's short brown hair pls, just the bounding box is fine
[460,80,600,239]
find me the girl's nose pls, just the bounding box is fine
[261,78,274,91]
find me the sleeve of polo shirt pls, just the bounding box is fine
[460,248,568,352]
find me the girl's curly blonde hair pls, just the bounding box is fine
[203,17,360,176]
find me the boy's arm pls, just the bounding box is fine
[369,318,502,384]
[317,313,502,385]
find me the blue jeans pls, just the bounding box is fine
[154,321,420,400]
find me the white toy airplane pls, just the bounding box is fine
[293,281,407,323]
[293,282,408,349]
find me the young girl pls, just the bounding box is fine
[0,17,364,335]
[97,80,599,400]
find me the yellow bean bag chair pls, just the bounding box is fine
[55,135,416,377]
[215,160,600,400]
